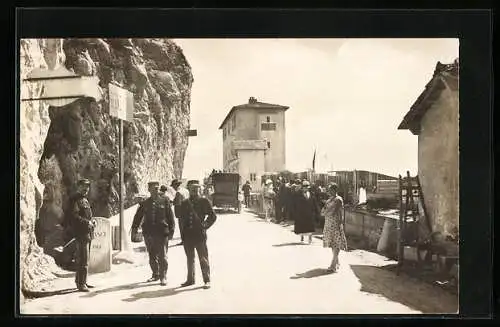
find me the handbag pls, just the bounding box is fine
[131,228,144,243]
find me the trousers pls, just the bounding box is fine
[75,239,91,287]
[144,234,169,279]
[183,237,210,283]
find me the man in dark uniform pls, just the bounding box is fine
[69,178,97,292]
[178,182,217,289]
[131,181,175,286]
[171,179,185,246]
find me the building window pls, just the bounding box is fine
[267,141,271,148]
[261,122,276,131]
[250,173,257,181]
[232,115,236,130]
[266,116,270,123]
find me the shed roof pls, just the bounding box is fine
[398,59,459,135]
[219,97,289,129]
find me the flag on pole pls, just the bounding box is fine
[312,148,316,172]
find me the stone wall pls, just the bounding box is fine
[418,82,459,238]
[344,208,399,255]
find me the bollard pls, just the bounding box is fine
[88,217,112,274]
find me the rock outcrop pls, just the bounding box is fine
[20,38,193,298]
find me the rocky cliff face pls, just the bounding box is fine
[20,38,193,297]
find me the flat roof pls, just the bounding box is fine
[219,100,289,129]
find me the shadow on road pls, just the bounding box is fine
[273,242,307,247]
[122,285,205,302]
[24,288,79,299]
[290,268,333,279]
[53,271,76,278]
[133,242,182,252]
[349,264,458,314]
[79,281,159,298]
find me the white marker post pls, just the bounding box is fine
[108,82,134,254]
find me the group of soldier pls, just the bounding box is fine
[67,178,217,292]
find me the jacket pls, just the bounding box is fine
[178,196,217,241]
[132,195,175,238]
[69,193,94,241]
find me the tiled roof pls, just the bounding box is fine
[398,59,459,135]
[219,98,289,129]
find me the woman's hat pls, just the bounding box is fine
[302,180,311,187]
[265,179,272,185]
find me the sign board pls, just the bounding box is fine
[109,83,134,121]
[88,217,112,274]
[22,67,102,107]
[187,129,197,136]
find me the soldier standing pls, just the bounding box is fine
[171,179,186,246]
[178,182,217,289]
[131,181,175,286]
[69,178,97,292]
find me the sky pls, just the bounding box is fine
[174,38,459,182]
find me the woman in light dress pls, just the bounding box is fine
[321,183,348,272]
[262,179,276,222]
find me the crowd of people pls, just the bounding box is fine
[64,174,348,293]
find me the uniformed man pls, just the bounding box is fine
[69,178,97,292]
[171,179,185,246]
[131,181,175,286]
[178,182,217,289]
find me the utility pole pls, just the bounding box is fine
[109,82,134,254]
[119,119,125,250]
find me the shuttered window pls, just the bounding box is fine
[261,122,276,131]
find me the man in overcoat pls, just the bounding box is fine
[69,178,97,292]
[131,181,175,286]
[178,182,217,289]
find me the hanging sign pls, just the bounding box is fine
[22,67,102,107]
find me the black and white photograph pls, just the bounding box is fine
[17,35,463,315]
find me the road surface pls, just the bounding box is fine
[20,209,458,315]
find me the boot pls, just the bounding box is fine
[78,285,90,292]
[180,280,195,287]
[147,275,160,282]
